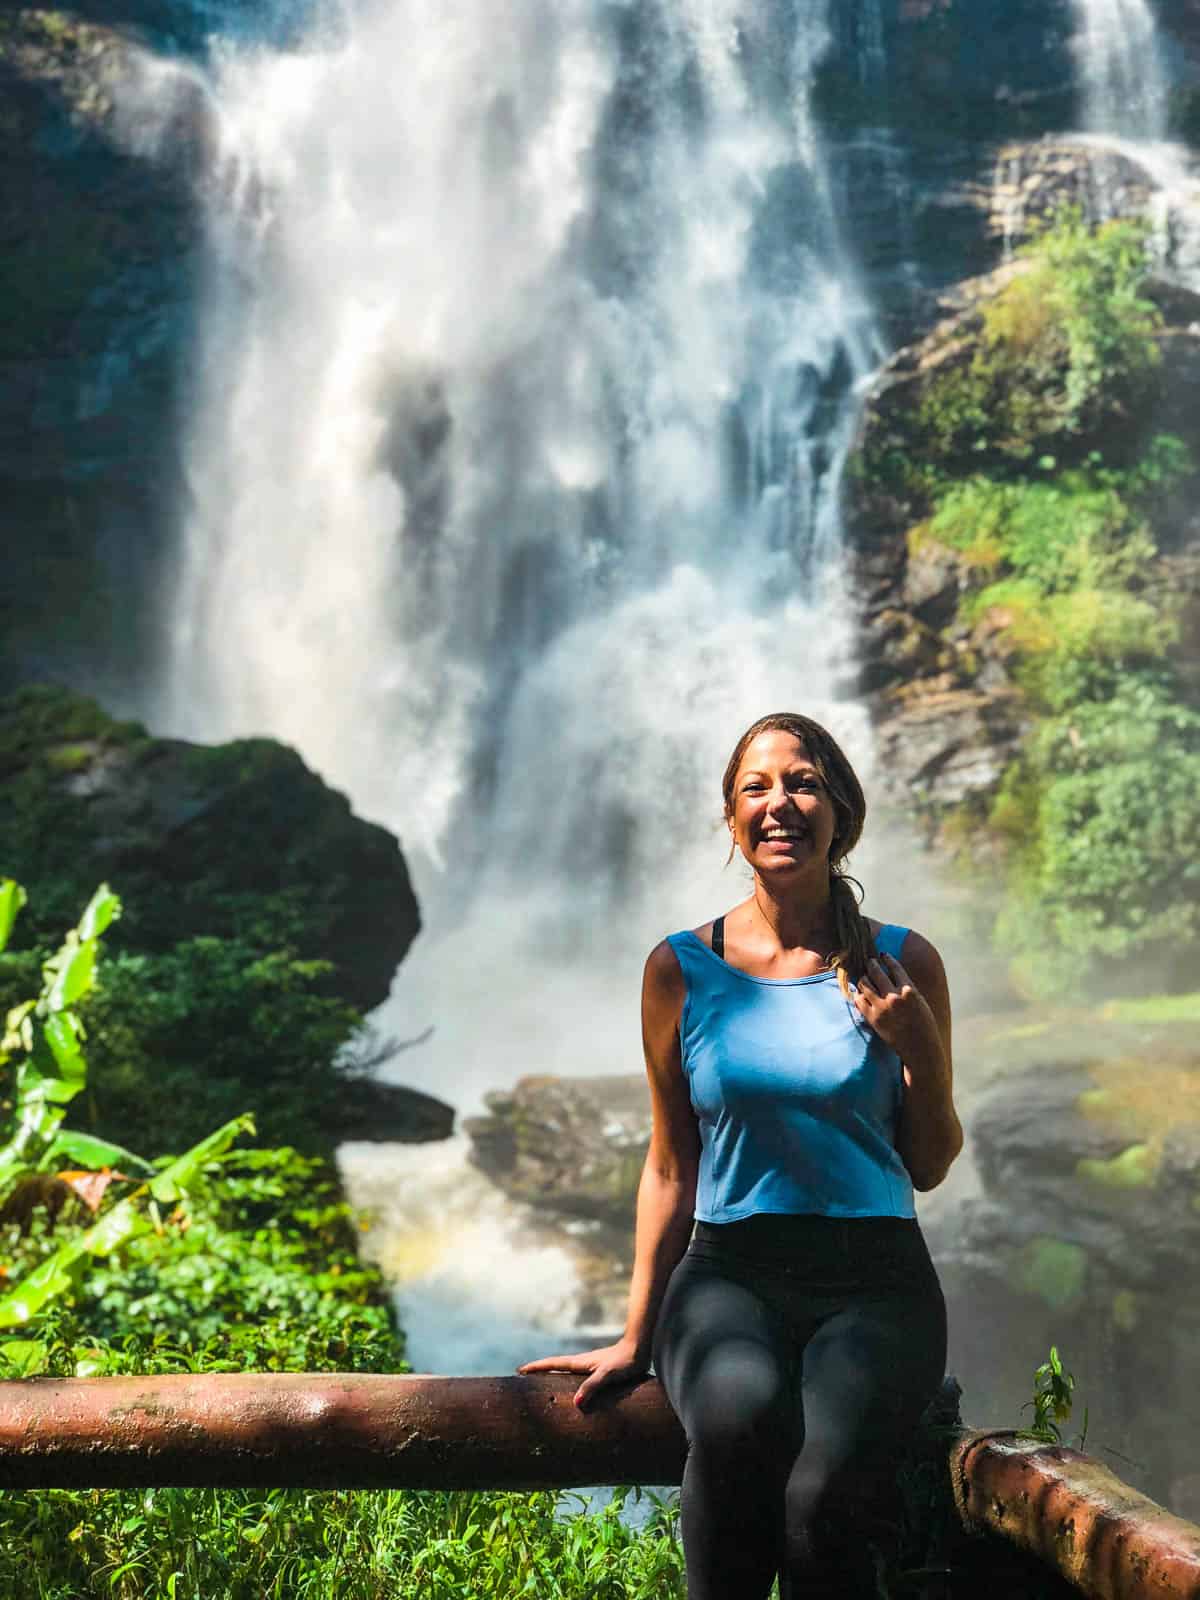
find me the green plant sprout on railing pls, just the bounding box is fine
[1020,1345,1088,1450]
[0,877,254,1362]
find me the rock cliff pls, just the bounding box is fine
[0,682,420,1013]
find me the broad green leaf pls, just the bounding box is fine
[43,1130,154,1175]
[148,1113,255,1203]
[0,881,25,954]
[77,884,120,943]
[81,1195,154,1258]
[44,938,96,1013]
[42,1077,81,1105]
[0,1253,82,1326]
[0,1338,47,1376]
[43,1013,87,1082]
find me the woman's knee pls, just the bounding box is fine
[684,1342,792,1461]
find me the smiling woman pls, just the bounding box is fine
[520,711,963,1600]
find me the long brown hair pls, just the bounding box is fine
[722,712,871,997]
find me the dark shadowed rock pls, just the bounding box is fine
[323,1078,454,1145]
[0,683,420,1012]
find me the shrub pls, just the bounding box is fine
[992,674,1200,992]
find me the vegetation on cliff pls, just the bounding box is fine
[854,209,1200,997]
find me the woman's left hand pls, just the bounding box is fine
[853,952,945,1065]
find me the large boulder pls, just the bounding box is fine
[463,1073,651,1327]
[464,1073,651,1229]
[0,683,420,1012]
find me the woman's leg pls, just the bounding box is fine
[780,1285,947,1600]
[654,1255,796,1600]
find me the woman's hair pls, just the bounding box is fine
[721,712,871,996]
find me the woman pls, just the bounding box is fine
[520,712,962,1599]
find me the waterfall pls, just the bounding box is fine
[1063,1,1200,286]
[163,0,888,1108]
[1070,0,1169,142]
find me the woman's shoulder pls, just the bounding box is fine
[867,919,946,981]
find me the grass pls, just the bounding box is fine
[0,1484,687,1600]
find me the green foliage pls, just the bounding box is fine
[897,217,1199,993]
[0,933,362,1159]
[0,1113,253,1329]
[1020,1346,1087,1449]
[915,209,1162,471]
[992,674,1200,992]
[928,471,1153,592]
[78,1145,400,1355]
[0,880,143,1194]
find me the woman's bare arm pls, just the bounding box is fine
[517,939,699,1407]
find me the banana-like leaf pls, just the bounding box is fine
[43,1130,154,1175]
[43,938,96,1014]
[0,1251,87,1326]
[77,885,120,943]
[0,1113,254,1326]
[0,881,25,955]
[148,1113,256,1203]
[43,1013,87,1082]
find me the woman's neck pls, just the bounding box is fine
[749,874,834,953]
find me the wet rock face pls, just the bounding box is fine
[464,1074,650,1228]
[989,140,1158,253]
[0,683,420,1012]
[463,1073,651,1326]
[925,1029,1200,1514]
[0,7,207,697]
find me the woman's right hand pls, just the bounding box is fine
[517,1338,649,1410]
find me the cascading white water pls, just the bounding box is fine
[1070,0,1169,142]
[1065,0,1200,284]
[157,0,894,1366]
[164,0,886,1102]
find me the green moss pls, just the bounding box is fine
[1011,1236,1087,1311]
[43,741,101,774]
[1076,1143,1160,1189]
[1112,1289,1139,1332]
[1100,992,1200,1024]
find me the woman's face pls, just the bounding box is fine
[727,730,838,877]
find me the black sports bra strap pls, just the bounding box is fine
[711,915,725,959]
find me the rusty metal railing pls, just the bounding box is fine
[1,1373,1197,1598]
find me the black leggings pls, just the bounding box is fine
[652,1215,947,1600]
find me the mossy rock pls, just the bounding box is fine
[0,683,419,1011]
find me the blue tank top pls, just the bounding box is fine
[666,923,916,1222]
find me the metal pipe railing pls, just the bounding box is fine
[1,1374,1197,1598]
